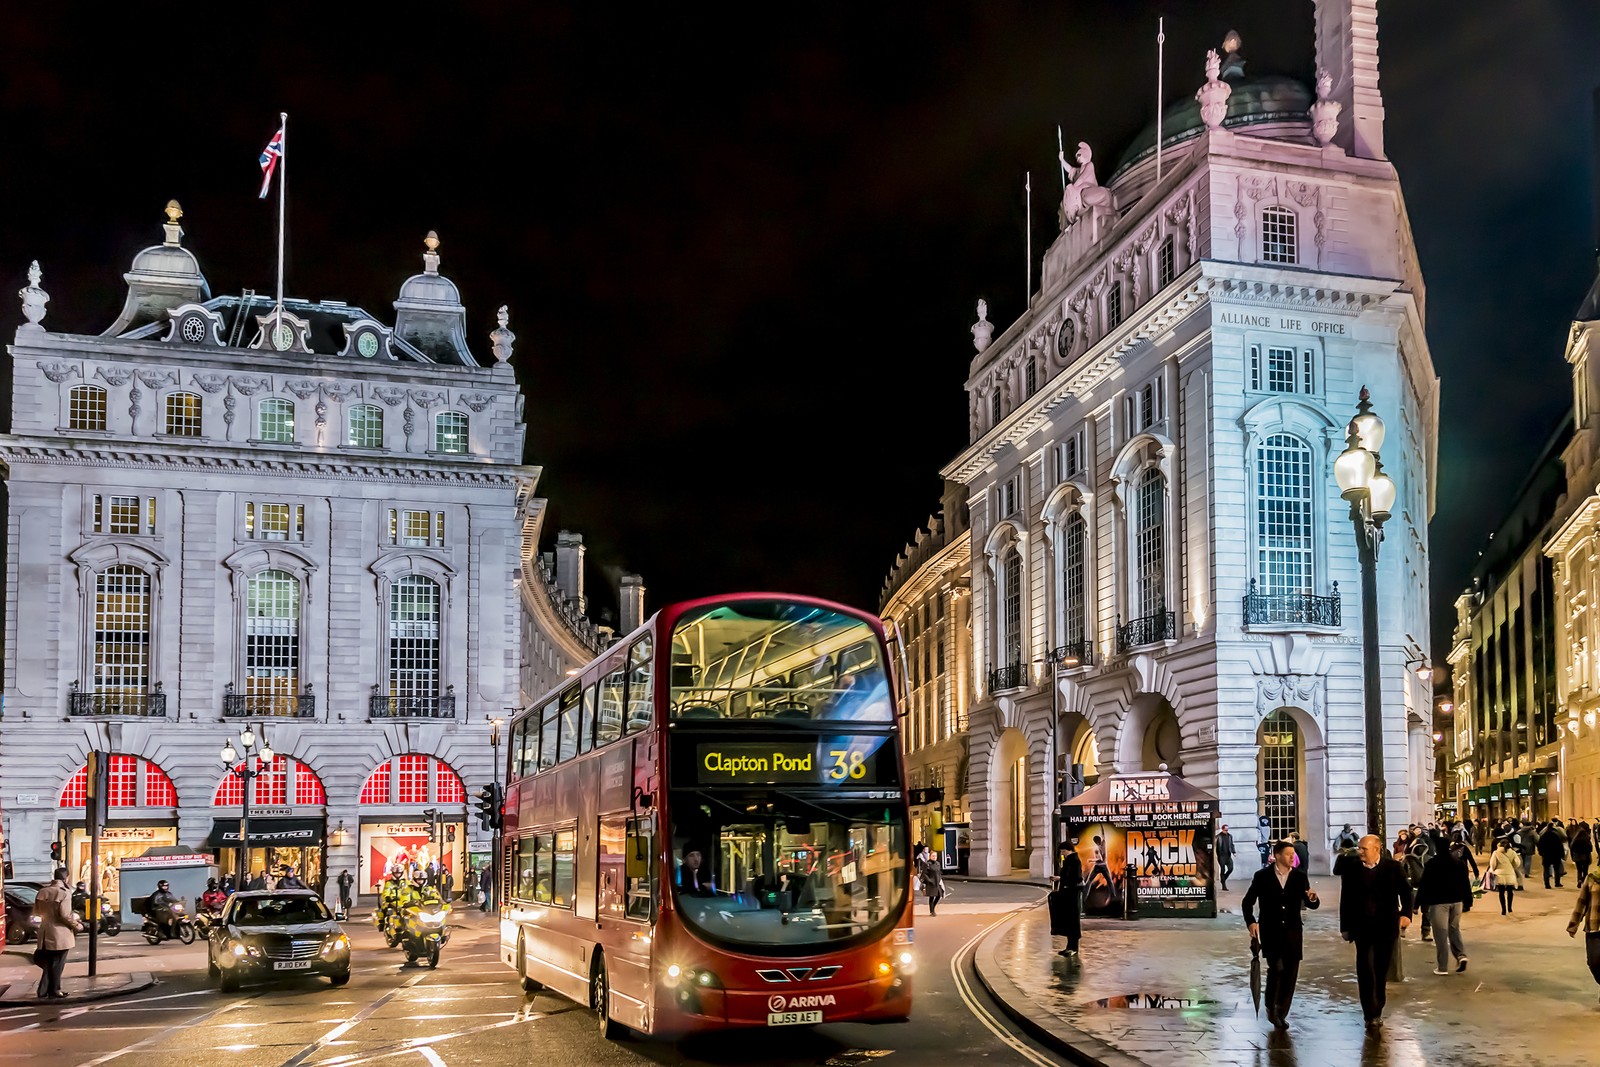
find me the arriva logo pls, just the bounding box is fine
[769,993,836,1011]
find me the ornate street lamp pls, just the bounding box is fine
[1334,387,1396,843]
[221,726,274,884]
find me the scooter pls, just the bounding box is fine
[71,893,122,936]
[396,900,451,968]
[140,901,196,945]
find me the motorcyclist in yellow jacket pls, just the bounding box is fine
[376,871,407,939]
[397,874,447,942]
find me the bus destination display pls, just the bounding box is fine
[694,738,888,786]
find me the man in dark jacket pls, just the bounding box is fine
[1539,821,1568,888]
[1215,825,1236,891]
[1416,842,1472,974]
[1242,840,1320,1028]
[1339,834,1414,1029]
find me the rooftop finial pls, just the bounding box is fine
[1310,67,1343,147]
[19,260,48,333]
[490,304,515,364]
[163,200,184,246]
[971,298,993,353]
[423,230,440,274]
[1196,49,1233,130]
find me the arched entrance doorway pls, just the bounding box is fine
[1117,694,1182,774]
[1070,722,1101,793]
[1255,706,1329,871]
[994,728,1031,872]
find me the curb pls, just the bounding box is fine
[970,908,1147,1067]
[0,971,157,1006]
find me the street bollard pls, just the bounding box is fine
[1124,863,1139,920]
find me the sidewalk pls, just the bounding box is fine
[0,970,155,1005]
[973,873,1599,1067]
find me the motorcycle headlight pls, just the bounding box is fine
[419,910,446,924]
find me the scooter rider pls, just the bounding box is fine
[201,878,228,914]
[148,879,180,940]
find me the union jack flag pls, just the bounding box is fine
[258,123,284,199]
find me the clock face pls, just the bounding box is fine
[1057,318,1075,358]
[357,331,379,358]
[180,315,208,343]
[272,323,295,351]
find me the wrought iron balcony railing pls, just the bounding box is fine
[223,687,316,719]
[1242,580,1342,628]
[1050,639,1095,669]
[987,663,1026,693]
[1116,610,1177,653]
[370,686,457,719]
[69,682,168,718]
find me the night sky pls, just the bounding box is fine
[3,2,1597,653]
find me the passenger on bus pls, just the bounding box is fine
[678,844,718,897]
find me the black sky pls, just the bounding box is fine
[3,2,1596,652]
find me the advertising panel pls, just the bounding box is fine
[1062,772,1217,919]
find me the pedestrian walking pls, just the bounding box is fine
[1216,824,1236,890]
[1489,838,1523,913]
[1338,835,1414,1030]
[479,865,493,911]
[1572,823,1594,886]
[1539,821,1568,889]
[1405,839,1430,941]
[1242,840,1320,1029]
[1051,842,1083,956]
[32,866,82,999]
[915,844,945,916]
[1291,832,1311,874]
[336,870,355,916]
[1416,842,1472,974]
[1569,863,1600,1005]
[1256,816,1273,867]
[1517,822,1537,879]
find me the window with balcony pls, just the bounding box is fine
[1058,512,1087,654]
[92,565,153,711]
[242,570,304,717]
[1134,467,1166,620]
[1256,434,1314,595]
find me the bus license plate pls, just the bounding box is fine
[273,960,312,970]
[767,1010,823,1026]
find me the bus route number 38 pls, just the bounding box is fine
[826,748,868,781]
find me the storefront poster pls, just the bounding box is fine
[1062,772,1218,918]
[360,821,466,893]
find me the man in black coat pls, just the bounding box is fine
[1339,834,1414,1029]
[1242,840,1320,1028]
[1215,825,1236,891]
[1539,821,1568,888]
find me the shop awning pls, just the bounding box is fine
[207,817,324,848]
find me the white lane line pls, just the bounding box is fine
[277,972,428,1067]
[950,908,1062,1067]
[106,989,216,1006]
[73,995,259,1067]
[415,1049,446,1067]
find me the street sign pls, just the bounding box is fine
[16,793,38,804]
[908,787,944,807]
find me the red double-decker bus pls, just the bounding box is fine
[499,593,913,1038]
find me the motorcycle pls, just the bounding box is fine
[396,899,451,968]
[139,900,196,945]
[71,893,123,936]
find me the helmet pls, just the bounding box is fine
[157,880,170,890]
[411,871,427,886]
[207,878,218,890]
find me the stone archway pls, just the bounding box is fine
[1117,693,1182,774]
[991,727,1032,872]
[1256,705,1329,873]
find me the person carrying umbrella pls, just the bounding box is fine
[1051,840,1084,957]
[1242,840,1320,1029]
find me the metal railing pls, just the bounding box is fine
[1050,639,1095,669]
[1116,610,1176,653]
[370,687,457,719]
[68,683,168,718]
[987,663,1026,692]
[1242,580,1342,627]
[223,688,316,718]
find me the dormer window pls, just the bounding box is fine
[434,411,469,454]
[1262,207,1298,265]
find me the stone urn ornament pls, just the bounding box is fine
[1196,49,1232,130]
[490,304,516,364]
[18,260,47,332]
[1310,67,1342,147]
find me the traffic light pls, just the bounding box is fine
[475,784,503,832]
[49,840,62,863]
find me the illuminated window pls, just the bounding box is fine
[359,761,392,804]
[69,385,107,432]
[1261,207,1297,265]
[164,392,202,437]
[259,503,290,541]
[108,755,138,807]
[1011,755,1028,850]
[402,510,431,546]
[145,761,178,806]
[295,765,327,805]
[107,496,141,535]
[388,577,441,698]
[358,755,461,805]
[59,756,177,808]
[94,566,151,699]
[1256,434,1315,595]
[1059,513,1086,645]
[246,570,300,705]
[434,411,468,454]
[999,542,1022,672]
[348,403,383,449]
[437,765,465,804]
[258,398,295,443]
[397,754,429,804]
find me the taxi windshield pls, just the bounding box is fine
[669,600,892,723]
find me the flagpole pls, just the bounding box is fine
[1155,18,1166,185]
[276,111,287,336]
[1025,172,1032,308]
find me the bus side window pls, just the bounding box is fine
[625,635,653,734]
[519,718,538,778]
[539,701,559,771]
[553,828,577,906]
[579,685,599,755]
[515,835,539,902]
[534,833,555,903]
[625,816,656,921]
[597,666,625,747]
[558,688,581,763]
[598,816,627,919]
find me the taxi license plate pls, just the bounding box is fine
[767,1011,823,1026]
[273,960,312,971]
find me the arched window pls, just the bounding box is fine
[999,541,1023,671]
[257,397,295,443]
[348,403,383,449]
[1058,513,1087,647]
[1259,710,1301,839]
[245,570,300,712]
[1262,207,1297,265]
[1134,468,1165,619]
[357,755,464,805]
[434,411,468,454]
[94,565,152,706]
[212,755,324,806]
[69,385,107,432]
[1256,434,1315,594]
[389,576,441,698]
[164,392,202,437]
[990,390,1001,427]
[61,756,177,808]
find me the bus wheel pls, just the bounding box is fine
[518,935,543,993]
[592,955,625,1040]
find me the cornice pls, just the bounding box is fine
[0,438,539,487]
[882,531,972,616]
[1544,492,1600,557]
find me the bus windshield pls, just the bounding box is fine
[669,600,892,722]
[669,793,908,954]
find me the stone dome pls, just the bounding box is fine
[1109,74,1313,184]
[128,241,205,283]
[396,270,462,306]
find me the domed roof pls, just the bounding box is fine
[129,241,205,281]
[1110,74,1313,183]
[396,270,462,306]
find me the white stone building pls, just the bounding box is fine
[0,208,620,903]
[945,2,1438,877]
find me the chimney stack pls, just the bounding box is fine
[554,531,586,613]
[1314,0,1386,160]
[620,574,647,634]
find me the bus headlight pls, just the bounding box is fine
[897,950,917,975]
[665,963,682,986]
[664,964,721,989]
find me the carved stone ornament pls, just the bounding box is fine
[19,260,48,332]
[190,372,229,395]
[134,369,177,390]
[408,389,446,409]
[230,375,270,397]
[459,392,495,413]
[373,386,408,407]
[321,382,361,402]
[971,299,993,353]
[1196,50,1232,130]
[489,305,515,364]
[1058,141,1112,228]
[94,367,135,387]
[282,379,321,400]
[36,360,80,384]
[1256,674,1325,719]
[1310,67,1342,147]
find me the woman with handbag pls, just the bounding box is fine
[915,844,945,916]
[1051,841,1084,957]
[1489,839,1523,915]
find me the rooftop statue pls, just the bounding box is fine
[1057,142,1112,229]
[971,298,993,353]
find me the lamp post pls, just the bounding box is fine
[1333,387,1397,844]
[220,726,274,885]
[1043,643,1082,870]
[489,714,506,911]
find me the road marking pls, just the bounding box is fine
[415,1049,446,1067]
[278,972,428,1067]
[72,994,260,1067]
[951,909,1062,1067]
